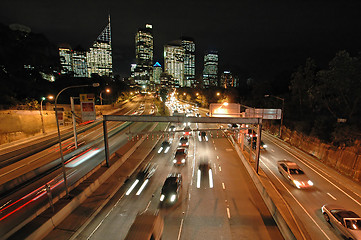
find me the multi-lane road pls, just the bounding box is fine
[74,122,283,240]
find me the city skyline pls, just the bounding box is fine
[2,0,361,82]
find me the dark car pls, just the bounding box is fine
[183,126,192,136]
[197,163,213,189]
[160,173,182,205]
[173,148,187,165]
[126,162,158,196]
[179,136,189,147]
[248,137,267,150]
[158,140,171,153]
[198,131,208,142]
[322,204,361,240]
[169,125,176,132]
[246,129,257,140]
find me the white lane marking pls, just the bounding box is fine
[222,182,226,190]
[177,218,184,240]
[327,192,337,201]
[215,147,217,150]
[269,137,361,206]
[217,156,219,160]
[271,149,275,152]
[226,207,231,219]
[219,166,222,172]
[262,160,331,240]
[87,193,125,239]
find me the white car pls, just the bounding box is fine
[322,204,361,240]
[277,160,313,189]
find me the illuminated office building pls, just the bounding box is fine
[87,16,113,78]
[181,37,196,87]
[72,50,88,77]
[202,50,218,88]
[134,24,153,86]
[153,62,162,85]
[59,44,73,74]
[220,71,238,88]
[164,40,185,88]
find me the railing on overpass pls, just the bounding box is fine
[102,115,263,173]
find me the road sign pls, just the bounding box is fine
[245,109,281,119]
[209,103,241,117]
[80,94,95,102]
[81,101,96,121]
[56,111,64,125]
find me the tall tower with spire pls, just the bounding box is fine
[87,15,113,78]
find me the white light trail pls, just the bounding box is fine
[197,169,201,188]
[136,179,149,195]
[126,179,139,195]
[209,169,214,188]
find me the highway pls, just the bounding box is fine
[0,96,154,238]
[250,131,361,240]
[75,122,282,240]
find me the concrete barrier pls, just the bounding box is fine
[23,122,163,240]
[228,135,310,240]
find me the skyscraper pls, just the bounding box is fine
[220,71,236,88]
[153,62,162,85]
[59,44,73,75]
[181,37,196,87]
[87,15,113,78]
[164,40,185,88]
[203,50,218,88]
[72,50,88,78]
[134,24,153,87]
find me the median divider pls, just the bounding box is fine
[228,135,310,240]
[9,122,167,240]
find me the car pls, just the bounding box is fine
[173,148,188,165]
[246,129,257,140]
[321,204,361,240]
[277,160,313,189]
[228,123,239,129]
[197,163,213,189]
[183,126,192,136]
[126,162,158,196]
[160,173,182,205]
[169,125,176,131]
[248,137,267,150]
[179,136,189,147]
[158,140,171,153]
[198,131,208,142]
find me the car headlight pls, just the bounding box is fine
[186,142,189,145]
[160,194,165,202]
[158,147,163,153]
[308,180,314,186]
[263,144,267,148]
[170,194,176,202]
[173,159,177,163]
[293,180,301,188]
[181,159,185,163]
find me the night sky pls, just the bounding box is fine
[2,0,361,81]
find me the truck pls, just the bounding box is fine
[124,212,164,240]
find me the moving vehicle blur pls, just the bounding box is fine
[173,148,187,166]
[197,162,213,189]
[277,160,313,189]
[322,204,361,240]
[179,136,189,147]
[158,140,171,153]
[124,212,164,240]
[126,162,157,196]
[159,173,182,206]
[198,131,209,142]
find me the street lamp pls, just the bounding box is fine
[216,92,220,96]
[100,88,111,105]
[264,94,285,138]
[54,83,99,198]
[40,95,54,134]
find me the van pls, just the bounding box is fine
[124,212,164,240]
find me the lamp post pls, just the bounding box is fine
[264,95,285,138]
[54,83,99,198]
[100,88,111,105]
[40,95,54,134]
